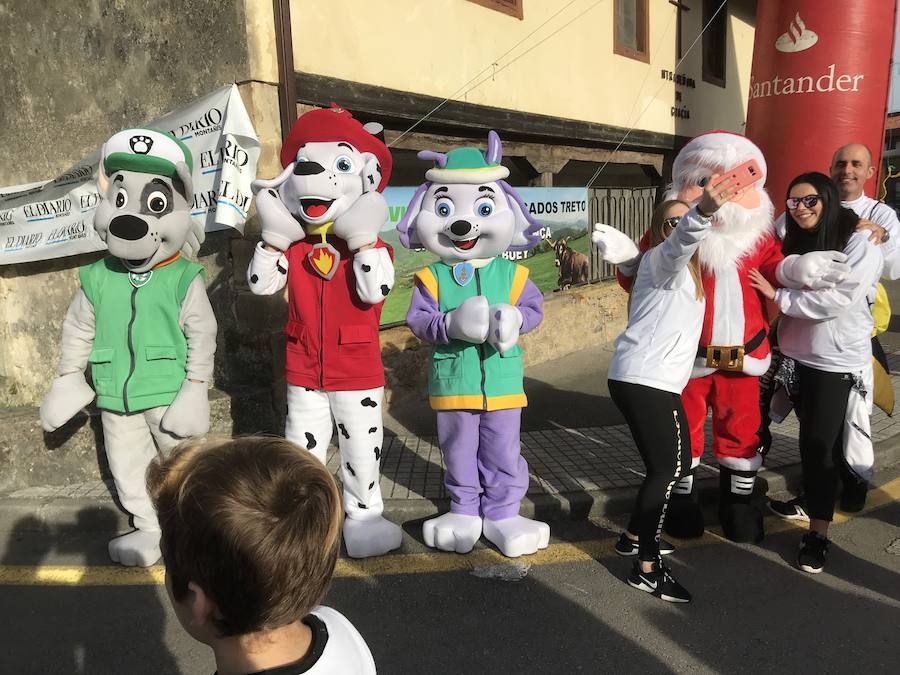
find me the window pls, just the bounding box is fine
[466,0,523,19]
[614,0,649,63]
[702,0,728,87]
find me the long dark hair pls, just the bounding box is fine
[782,171,858,255]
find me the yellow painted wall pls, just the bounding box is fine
[291,0,755,137]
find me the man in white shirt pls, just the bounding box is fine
[831,143,900,278]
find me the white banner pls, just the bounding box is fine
[0,83,260,265]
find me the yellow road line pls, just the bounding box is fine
[2,476,898,587]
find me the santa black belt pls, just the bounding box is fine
[696,329,766,372]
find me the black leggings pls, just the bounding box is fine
[609,379,691,560]
[796,363,853,522]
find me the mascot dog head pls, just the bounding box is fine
[397,131,541,261]
[254,104,392,228]
[95,128,202,273]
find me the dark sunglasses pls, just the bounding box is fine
[662,216,680,230]
[786,195,819,210]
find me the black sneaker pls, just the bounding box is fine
[768,495,809,522]
[627,559,691,603]
[798,532,829,573]
[840,480,868,512]
[614,532,675,557]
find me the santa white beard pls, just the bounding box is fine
[664,187,775,273]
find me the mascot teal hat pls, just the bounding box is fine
[423,144,509,185]
[102,128,194,177]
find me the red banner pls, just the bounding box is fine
[745,1,897,210]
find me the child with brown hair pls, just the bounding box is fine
[148,436,376,674]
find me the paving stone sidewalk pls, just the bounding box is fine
[9,353,900,517]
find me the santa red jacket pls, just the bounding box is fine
[284,236,390,391]
[619,229,783,377]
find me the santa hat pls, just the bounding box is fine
[672,131,767,189]
[280,104,392,192]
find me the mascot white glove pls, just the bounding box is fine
[487,303,523,354]
[332,192,389,251]
[39,372,96,432]
[445,296,490,344]
[252,184,307,252]
[160,379,210,438]
[591,224,639,265]
[778,251,851,290]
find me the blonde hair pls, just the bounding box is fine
[148,436,342,637]
[648,199,704,301]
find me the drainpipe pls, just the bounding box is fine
[273,0,297,139]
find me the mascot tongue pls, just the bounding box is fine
[301,198,333,219]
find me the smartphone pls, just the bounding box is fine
[716,159,764,193]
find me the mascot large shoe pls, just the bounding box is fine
[40,128,217,566]
[247,105,402,559]
[398,131,550,558]
[599,131,851,543]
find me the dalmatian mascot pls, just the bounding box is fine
[40,128,216,566]
[398,131,550,557]
[247,105,402,558]
[594,131,850,542]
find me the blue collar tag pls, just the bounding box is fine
[452,262,474,287]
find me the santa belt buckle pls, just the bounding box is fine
[705,344,745,371]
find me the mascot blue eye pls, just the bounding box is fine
[697,176,710,188]
[335,155,354,173]
[477,201,493,217]
[435,198,454,218]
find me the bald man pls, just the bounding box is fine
[830,143,900,277]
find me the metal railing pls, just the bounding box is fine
[588,186,658,281]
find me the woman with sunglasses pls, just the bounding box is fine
[602,175,738,603]
[749,172,882,573]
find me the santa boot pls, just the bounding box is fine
[663,472,705,539]
[718,468,764,543]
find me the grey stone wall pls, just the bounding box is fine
[0,0,269,406]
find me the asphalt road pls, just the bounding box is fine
[2,466,898,674]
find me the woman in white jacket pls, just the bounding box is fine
[600,175,738,603]
[749,171,882,574]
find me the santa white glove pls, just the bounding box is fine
[39,372,95,432]
[487,303,523,354]
[591,224,640,265]
[777,251,850,290]
[160,379,210,438]
[332,192,389,251]
[252,184,306,251]
[445,296,490,344]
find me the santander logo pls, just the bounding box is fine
[775,12,818,53]
[749,11,864,102]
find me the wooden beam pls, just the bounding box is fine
[294,72,691,153]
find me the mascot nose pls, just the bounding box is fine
[449,220,472,236]
[109,215,149,241]
[293,161,325,176]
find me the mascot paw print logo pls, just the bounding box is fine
[129,135,154,154]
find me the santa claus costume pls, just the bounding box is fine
[660,132,783,542]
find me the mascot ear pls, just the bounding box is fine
[397,183,429,249]
[251,164,294,195]
[360,152,382,194]
[97,149,110,195]
[500,180,542,251]
[174,161,193,202]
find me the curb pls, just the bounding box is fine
[3,434,899,534]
